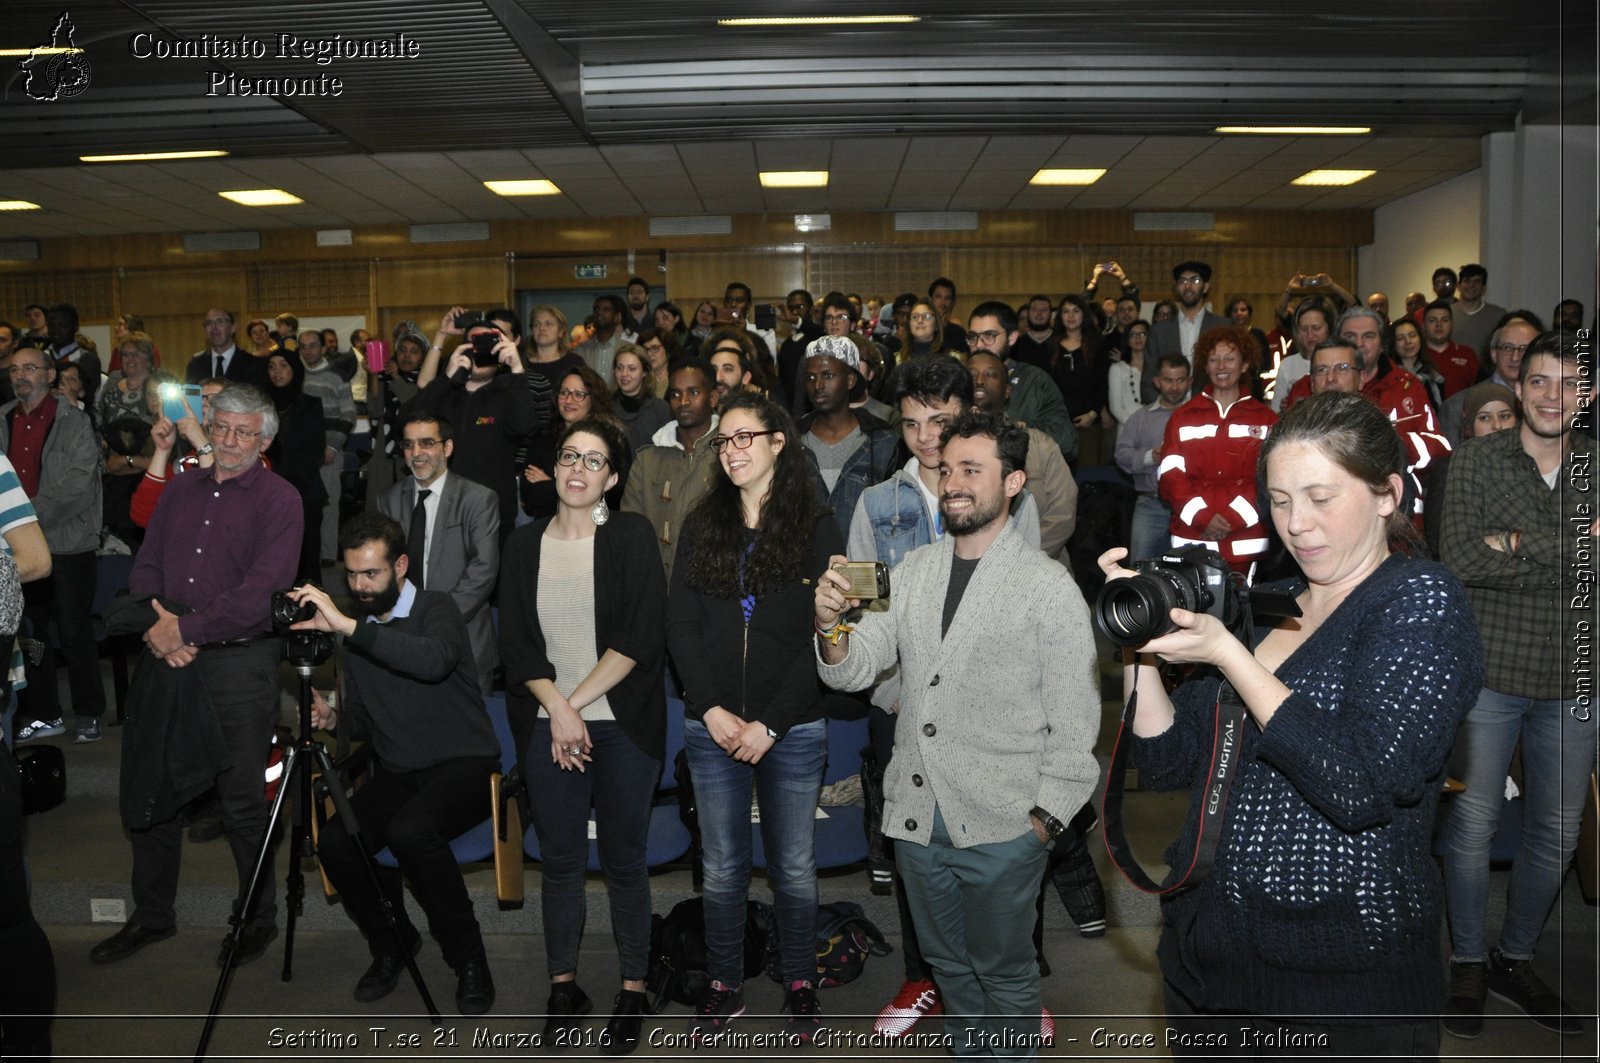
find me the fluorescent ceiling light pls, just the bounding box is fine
[1291,169,1376,187]
[0,201,41,211]
[760,171,829,188]
[484,179,561,197]
[1216,126,1370,135]
[718,16,919,27]
[1030,168,1106,186]
[82,150,230,163]
[218,189,303,206]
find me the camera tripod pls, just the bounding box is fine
[195,650,441,1061]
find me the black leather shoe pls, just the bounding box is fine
[89,922,176,965]
[601,989,647,1055]
[455,958,496,1016]
[218,924,278,968]
[355,931,423,1002]
[541,981,592,1047]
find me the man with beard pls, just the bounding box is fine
[91,384,300,969]
[623,276,653,336]
[621,358,720,583]
[377,415,500,694]
[706,330,756,403]
[1146,261,1226,403]
[816,411,1099,1060]
[286,511,500,1016]
[1009,295,1057,371]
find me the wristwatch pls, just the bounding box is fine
[197,443,214,456]
[1029,806,1068,841]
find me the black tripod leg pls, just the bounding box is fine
[196,742,303,1061]
[280,733,313,981]
[311,744,443,1026]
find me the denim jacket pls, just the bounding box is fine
[799,408,899,543]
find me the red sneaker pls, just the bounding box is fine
[874,979,942,1037]
[1041,1005,1056,1046]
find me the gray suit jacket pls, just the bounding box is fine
[379,472,500,689]
[0,395,103,555]
[1144,310,1227,403]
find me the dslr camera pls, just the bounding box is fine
[1093,545,1241,648]
[272,588,334,668]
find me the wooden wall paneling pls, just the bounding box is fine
[0,271,115,323]
[119,267,248,318]
[804,248,946,309]
[668,250,806,312]
[252,261,370,315]
[373,257,510,312]
[511,253,642,292]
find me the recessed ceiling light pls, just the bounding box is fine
[1215,126,1370,135]
[218,189,303,206]
[0,200,41,211]
[1030,168,1106,186]
[1291,169,1376,187]
[484,179,561,197]
[82,150,231,163]
[760,171,829,189]
[717,16,919,27]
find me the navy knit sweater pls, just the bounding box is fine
[1133,553,1484,1019]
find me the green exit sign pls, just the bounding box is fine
[575,264,608,280]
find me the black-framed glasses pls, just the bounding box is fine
[708,429,778,453]
[558,388,590,401]
[556,448,609,472]
[966,329,1004,345]
[399,437,442,451]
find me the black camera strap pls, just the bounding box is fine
[1101,672,1248,896]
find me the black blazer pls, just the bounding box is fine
[185,348,269,387]
[498,511,668,761]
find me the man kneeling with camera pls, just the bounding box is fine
[287,511,501,1015]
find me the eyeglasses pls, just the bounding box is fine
[966,329,1004,345]
[209,421,262,442]
[5,364,45,375]
[823,313,852,323]
[558,388,590,401]
[1175,276,1206,287]
[909,312,936,323]
[786,303,809,313]
[399,437,442,451]
[556,449,610,472]
[708,429,778,453]
[1493,342,1531,356]
[1310,363,1357,377]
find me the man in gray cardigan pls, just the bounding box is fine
[816,411,1100,1060]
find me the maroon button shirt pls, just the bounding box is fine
[7,398,56,498]
[129,457,303,645]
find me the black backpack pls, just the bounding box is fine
[760,900,893,988]
[644,897,772,1013]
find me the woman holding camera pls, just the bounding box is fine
[1099,391,1483,1058]
[666,391,842,1042]
[500,417,666,1054]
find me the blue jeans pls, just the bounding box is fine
[684,717,825,985]
[897,808,1051,1061]
[1128,493,1173,564]
[1444,686,1599,960]
[526,719,659,981]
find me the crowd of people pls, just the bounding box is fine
[0,261,1591,1058]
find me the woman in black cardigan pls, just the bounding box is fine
[263,349,327,583]
[499,418,666,1054]
[666,390,842,1041]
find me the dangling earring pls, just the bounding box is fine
[591,498,609,526]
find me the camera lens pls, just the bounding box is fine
[1093,564,1218,648]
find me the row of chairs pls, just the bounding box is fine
[366,680,870,907]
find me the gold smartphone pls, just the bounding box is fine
[833,560,890,600]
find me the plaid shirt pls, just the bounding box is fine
[1440,427,1595,699]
